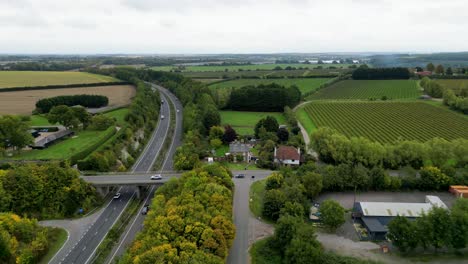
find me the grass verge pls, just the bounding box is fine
[38,227,68,264]
[250,179,267,219]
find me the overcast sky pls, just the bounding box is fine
[1,0,467,54]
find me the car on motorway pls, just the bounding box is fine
[234,174,245,178]
[176,109,180,113]
[142,205,149,215]
[150,174,162,180]
[161,115,165,119]
[113,193,121,199]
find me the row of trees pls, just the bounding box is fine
[36,94,108,113]
[352,67,410,80]
[387,199,468,253]
[311,127,468,170]
[227,84,301,112]
[420,77,468,114]
[0,163,98,219]
[120,164,235,263]
[0,213,50,263]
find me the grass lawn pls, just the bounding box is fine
[29,115,53,126]
[38,227,68,264]
[299,101,468,143]
[307,80,421,100]
[250,179,267,218]
[152,63,356,72]
[215,145,229,157]
[220,111,286,135]
[225,162,261,170]
[103,108,129,125]
[13,127,115,160]
[0,71,118,88]
[209,78,331,95]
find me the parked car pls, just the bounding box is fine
[142,205,149,215]
[113,193,121,199]
[234,174,245,178]
[150,174,162,180]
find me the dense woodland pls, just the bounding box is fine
[119,164,235,263]
[35,94,108,113]
[227,84,301,112]
[352,67,410,80]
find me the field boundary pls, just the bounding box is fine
[0,81,131,92]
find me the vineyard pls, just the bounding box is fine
[301,101,468,143]
[307,80,421,100]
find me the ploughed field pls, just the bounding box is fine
[299,101,468,143]
[220,111,286,135]
[209,78,331,95]
[0,71,118,88]
[0,85,135,115]
[307,80,421,100]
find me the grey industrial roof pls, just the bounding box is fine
[362,217,388,233]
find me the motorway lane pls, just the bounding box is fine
[81,174,181,185]
[57,89,171,264]
[62,187,134,264]
[227,170,273,264]
[104,84,183,263]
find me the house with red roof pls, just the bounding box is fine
[274,145,301,166]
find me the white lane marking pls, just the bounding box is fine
[48,228,70,264]
[84,191,136,264]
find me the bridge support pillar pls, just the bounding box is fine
[135,186,144,199]
[96,186,109,197]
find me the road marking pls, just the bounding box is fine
[82,246,86,251]
[48,229,70,264]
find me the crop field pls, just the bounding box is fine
[181,68,347,80]
[299,101,468,143]
[0,85,135,115]
[13,127,115,160]
[307,80,421,100]
[220,111,286,135]
[0,71,118,88]
[209,78,332,95]
[153,63,357,72]
[434,79,468,94]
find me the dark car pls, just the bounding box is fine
[234,174,245,178]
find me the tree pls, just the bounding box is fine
[202,105,221,132]
[280,201,305,218]
[301,172,323,199]
[255,116,279,138]
[445,67,453,75]
[427,207,452,252]
[89,114,115,130]
[222,125,237,143]
[263,189,287,221]
[47,105,79,129]
[426,63,435,72]
[419,166,451,190]
[274,214,301,252]
[71,106,91,129]
[435,64,445,74]
[415,66,423,72]
[265,172,284,190]
[0,115,33,151]
[277,128,289,142]
[284,224,322,264]
[387,216,418,253]
[450,199,468,250]
[209,126,224,141]
[319,199,345,231]
[210,138,222,149]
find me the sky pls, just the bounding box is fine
[1,0,467,54]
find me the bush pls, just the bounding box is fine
[36,94,109,113]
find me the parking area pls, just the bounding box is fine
[315,191,457,241]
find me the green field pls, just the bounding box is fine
[220,111,286,135]
[103,108,129,125]
[299,101,468,143]
[182,68,347,79]
[209,78,331,95]
[153,63,356,72]
[434,79,468,94]
[0,71,118,88]
[307,80,421,100]
[29,115,53,126]
[13,127,115,160]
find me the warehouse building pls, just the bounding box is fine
[353,195,447,240]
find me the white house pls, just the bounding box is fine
[274,145,301,166]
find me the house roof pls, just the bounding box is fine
[276,145,300,160]
[229,143,251,153]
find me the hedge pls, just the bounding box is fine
[70,126,116,164]
[0,81,130,93]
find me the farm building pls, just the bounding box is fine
[353,195,447,240]
[274,145,301,166]
[228,142,253,162]
[449,185,468,198]
[32,128,74,149]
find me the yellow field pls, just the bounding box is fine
[0,71,118,88]
[0,85,136,115]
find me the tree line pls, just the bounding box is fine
[36,94,108,113]
[227,84,301,112]
[420,77,468,114]
[387,199,468,254]
[119,164,235,263]
[352,67,410,80]
[0,163,98,219]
